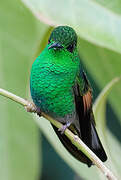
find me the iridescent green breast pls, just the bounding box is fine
[30,45,80,118]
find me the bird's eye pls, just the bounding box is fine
[66,44,75,53]
[48,39,51,44]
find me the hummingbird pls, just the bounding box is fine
[30,26,107,167]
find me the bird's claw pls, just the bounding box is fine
[58,122,71,134]
[25,102,41,116]
[25,102,37,113]
[58,125,67,134]
[36,107,42,117]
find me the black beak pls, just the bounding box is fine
[48,42,63,50]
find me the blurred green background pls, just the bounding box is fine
[0,0,121,179]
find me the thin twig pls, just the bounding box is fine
[0,88,118,180]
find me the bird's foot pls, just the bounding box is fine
[25,101,37,113]
[25,102,41,116]
[36,107,42,117]
[58,122,71,134]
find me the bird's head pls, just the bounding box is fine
[48,26,77,53]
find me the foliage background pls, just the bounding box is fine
[0,0,121,179]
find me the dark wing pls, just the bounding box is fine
[74,70,107,162]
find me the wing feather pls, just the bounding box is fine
[74,70,107,162]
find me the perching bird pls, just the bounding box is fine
[30,26,107,167]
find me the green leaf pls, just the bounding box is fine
[78,38,121,125]
[93,77,121,179]
[1,0,121,179]
[22,0,121,54]
[93,77,120,130]
[0,0,48,179]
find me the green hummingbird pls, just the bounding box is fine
[30,26,107,167]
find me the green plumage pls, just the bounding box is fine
[30,44,80,118]
[30,26,107,166]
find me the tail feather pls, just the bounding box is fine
[91,123,107,162]
[78,109,107,163]
[73,82,107,163]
